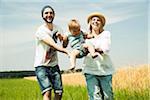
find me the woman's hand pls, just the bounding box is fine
[95,48,104,54]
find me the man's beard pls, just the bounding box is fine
[43,17,54,23]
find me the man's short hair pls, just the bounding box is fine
[41,5,55,17]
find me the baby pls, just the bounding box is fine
[63,19,103,71]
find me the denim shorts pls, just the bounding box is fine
[35,65,63,94]
[76,45,88,58]
[84,73,113,100]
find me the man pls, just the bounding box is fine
[34,5,69,100]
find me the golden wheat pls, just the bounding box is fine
[25,64,150,91]
[112,64,149,91]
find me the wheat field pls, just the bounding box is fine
[25,64,149,91]
[112,64,149,91]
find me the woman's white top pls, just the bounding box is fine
[82,31,115,75]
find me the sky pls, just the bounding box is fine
[0,0,149,71]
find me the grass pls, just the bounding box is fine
[0,78,42,100]
[0,64,149,100]
[62,85,88,100]
[0,79,88,100]
[114,89,149,100]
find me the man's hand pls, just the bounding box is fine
[56,32,64,42]
[62,35,68,48]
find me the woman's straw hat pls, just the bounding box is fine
[87,12,105,26]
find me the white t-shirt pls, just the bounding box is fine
[34,24,63,67]
[82,31,115,75]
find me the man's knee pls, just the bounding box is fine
[55,90,63,96]
[54,92,63,100]
[43,91,51,98]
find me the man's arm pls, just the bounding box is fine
[42,36,69,54]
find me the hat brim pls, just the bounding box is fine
[87,12,105,26]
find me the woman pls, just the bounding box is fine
[83,12,115,100]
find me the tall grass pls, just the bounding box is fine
[113,64,149,91]
[112,64,149,100]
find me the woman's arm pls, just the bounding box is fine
[83,32,94,39]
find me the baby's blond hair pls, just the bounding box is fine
[68,19,80,31]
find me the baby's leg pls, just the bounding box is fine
[69,49,80,70]
[82,43,98,58]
